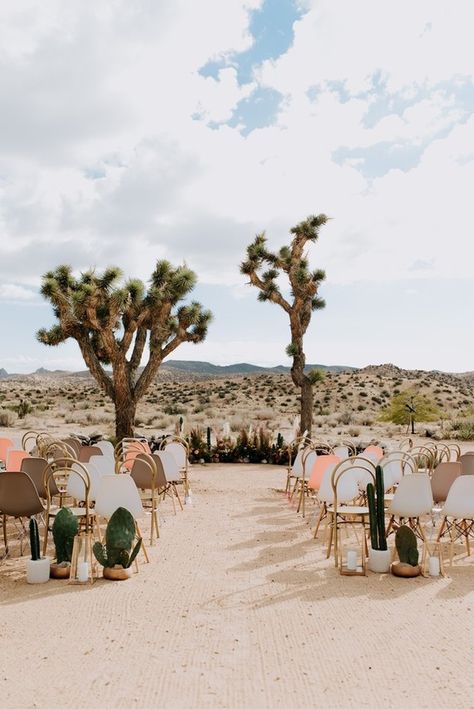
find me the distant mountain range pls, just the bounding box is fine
[0,360,472,380]
[0,359,356,379]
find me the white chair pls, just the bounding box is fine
[95,440,115,458]
[386,474,433,551]
[313,460,352,540]
[437,476,474,565]
[94,474,149,563]
[88,454,115,476]
[159,437,190,498]
[333,446,349,459]
[153,451,183,512]
[295,448,318,517]
[67,461,104,503]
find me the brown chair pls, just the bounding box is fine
[20,457,59,499]
[78,446,103,463]
[460,454,474,476]
[62,438,82,459]
[431,462,462,504]
[0,471,45,556]
[130,453,164,545]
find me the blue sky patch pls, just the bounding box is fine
[199,0,306,85]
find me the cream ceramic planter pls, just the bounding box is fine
[368,548,391,573]
[26,557,51,584]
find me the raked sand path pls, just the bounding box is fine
[2,464,474,708]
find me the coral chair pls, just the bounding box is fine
[308,454,341,494]
[0,437,14,466]
[6,449,30,472]
[361,445,384,463]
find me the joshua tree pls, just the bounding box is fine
[241,214,328,437]
[38,263,212,440]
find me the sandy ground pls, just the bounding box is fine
[2,464,474,709]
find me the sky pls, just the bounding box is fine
[0,0,473,374]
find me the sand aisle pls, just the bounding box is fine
[1,464,474,708]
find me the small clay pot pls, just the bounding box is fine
[50,563,71,579]
[103,566,132,581]
[391,562,421,578]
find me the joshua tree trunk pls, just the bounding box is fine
[114,399,137,440]
[290,344,313,438]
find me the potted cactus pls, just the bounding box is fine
[26,518,50,584]
[392,526,421,577]
[50,508,78,579]
[93,507,142,580]
[366,465,391,572]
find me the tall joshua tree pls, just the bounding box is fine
[38,262,212,440]
[241,214,329,437]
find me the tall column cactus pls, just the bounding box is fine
[366,465,387,551]
[29,518,41,560]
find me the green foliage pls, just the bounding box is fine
[366,466,387,551]
[307,368,325,386]
[380,389,440,426]
[52,508,78,564]
[29,518,41,561]
[395,526,419,566]
[93,507,142,568]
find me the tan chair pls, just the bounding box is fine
[130,453,163,545]
[460,454,474,476]
[0,471,45,556]
[62,438,82,459]
[21,457,59,499]
[431,462,462,505]
[78,446,103,463]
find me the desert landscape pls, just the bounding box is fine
[1,361,473,446]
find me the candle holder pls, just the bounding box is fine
[338,542,367,576]
[69,532,97,585]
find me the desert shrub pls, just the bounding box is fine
[348,426,360,437]
[164,403,187,415]
[450,419,474,440]
[337,411,352,425]
[0,409,15,427]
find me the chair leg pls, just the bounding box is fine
[42,514,50,557]
[136,522,150,564]
[313,504,326,539]
[173,484,184,511]
[2,514,8,557]
[326,514,334,559]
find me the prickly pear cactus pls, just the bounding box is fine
[395,525,419,566]
[93,507,142,569]
[52,508,78,563]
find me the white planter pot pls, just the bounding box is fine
[368,548,391,573]
[26,557,51,584]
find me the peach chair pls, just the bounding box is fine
[308,454,341,493]
[0,437,14,465]
[6,449,30,472]
[361,445,384,462]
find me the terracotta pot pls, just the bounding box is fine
[103,566,132,581]
[391,562,421,578]
[50,563,71,579]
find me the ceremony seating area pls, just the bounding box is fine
[285,436,473,575]
[0,431,191,581]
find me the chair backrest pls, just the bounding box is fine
[129,453,159,490]
[78,446,103,463]
[308,454,341,491]
[389,474,433,517]
[61,438,82,458]
[0,471,45,517]
[316,463,340,503]
[333,446,349,459]
[67,461,103,502]
[290,448,306,476]
[160,437,189,469]
[361,446,384,462]
[431,462,462,503]
[44,458,91,520]
[88,454,114,475]
[0,437,14,463]
[95,440,115,458]
[443,476,474,518]
[459,454,474,476]
[379,452,416,489]
[95,474,144,519]
[332,459,375,505]
[20,456,59,499]
[6,449,30,472]
[115,438,150,471]
[153,450,181,482]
